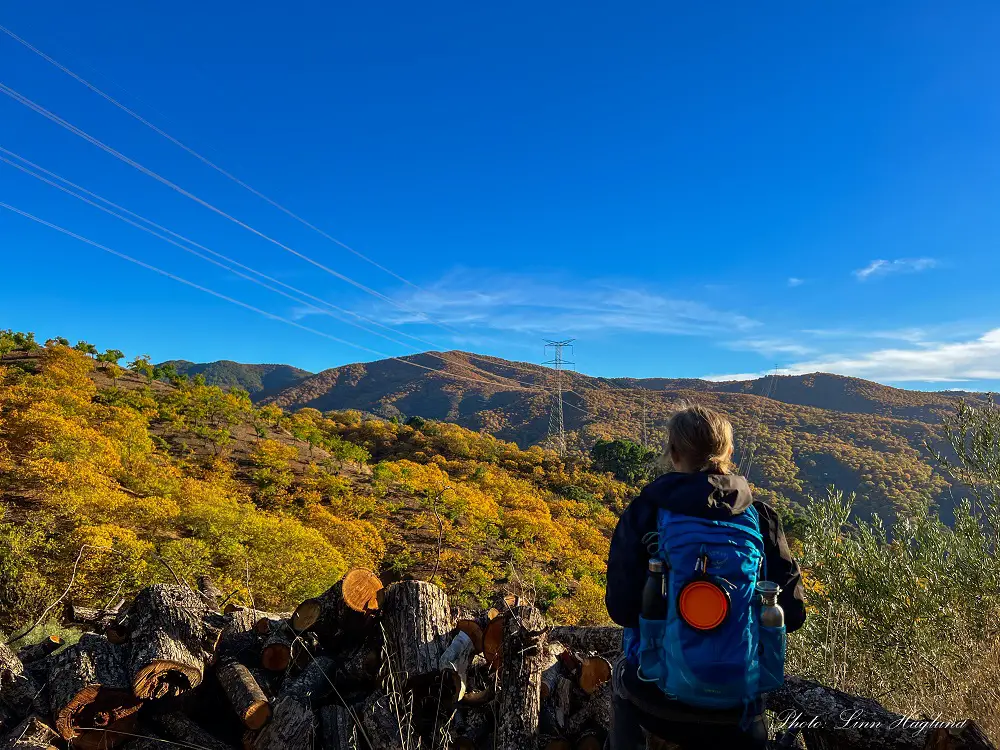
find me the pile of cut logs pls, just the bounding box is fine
[0,570,995,750]
[0,572,618,750]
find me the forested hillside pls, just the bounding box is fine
[4,331,1000,738]
[183,351,976,521]
[0,339,625,637]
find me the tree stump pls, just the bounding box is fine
[290,569,383,640]
[45,634,140,740]
[496,605,547,750]
[127,584,213,699]
[381,580,451,691]
[0,715,58,750]
[217,661,271,731]
[252,696,314,750]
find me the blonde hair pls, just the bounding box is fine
[665,404,736,475]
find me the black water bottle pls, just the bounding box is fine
[642,558,667,620]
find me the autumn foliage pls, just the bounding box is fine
[0,339,623,634]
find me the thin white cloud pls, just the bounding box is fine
[725,338,815,357]
[353,271,760,338]
[854,258,938,281]
[787,277,804,287]
[706,327,1000,383]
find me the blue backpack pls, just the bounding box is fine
[623,505,786,714]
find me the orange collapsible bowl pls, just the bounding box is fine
[678,579,729,631]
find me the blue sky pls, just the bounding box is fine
[2,1,1000,389]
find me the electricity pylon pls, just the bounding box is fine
[543,339,575,456]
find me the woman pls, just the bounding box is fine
[606,404,806,749]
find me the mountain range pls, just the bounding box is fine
[168,352,979,521]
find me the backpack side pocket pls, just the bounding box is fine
[758,623,786,693]
[637,616,668,686]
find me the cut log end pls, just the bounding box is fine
[579,656,612,695]
[132,660,202,700]
[54,687,139,740]
[244,701,272,732]
[341,568,384,614]
[289,600,321,633]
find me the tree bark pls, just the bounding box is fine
[65,601,125,629]
[0,715,58,750]
[335,642,381,690]
[566,681,612,736]
[319,704,363,750]
[216,610,265,664]
[496,605,547,750]
[45,633,140,740]
[252,696,314,750]
[149,711,234,750]
[454,619,484,655]
[0,643,44,719]
[768,676,998,750]
[439,630,475,707]
[540,642,567,700]
[290,569,383,640]
[280,656,334,707]
[540,674,574,738]
[217,661,271,731]
[127,584,213,699]
[381,580,452,691]
[355,691,403,750]
[548,626,623,658]
[452,706,492,750]
[15,639,61,667]
[198,576,226,611]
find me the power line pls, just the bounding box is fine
[0,151,594,412]
[0,22,424,292]
[0,148,440,353]
[0,147,583,405]
[543,339,575,456]
[0,200,566,395]
[0,81,463,336]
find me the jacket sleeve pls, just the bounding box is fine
[605,492,656,629]
[754,500,807,633]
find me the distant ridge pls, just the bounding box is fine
[175,349,981,521]
[161,359,312,401]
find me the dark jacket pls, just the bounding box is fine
[606,471,806,633]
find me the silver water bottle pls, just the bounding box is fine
[756,581,784,627]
